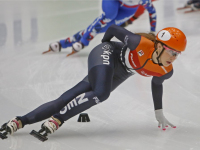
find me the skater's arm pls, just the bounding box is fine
[140,0,157,32]
[152,69,176,130]
[102,24,141,50]
[151,69,173,110]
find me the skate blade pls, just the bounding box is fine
[177,6,190,10]
[0,132,8,140]
[42,49,51,54]
[30,130,48,142]
[66,50,77,57]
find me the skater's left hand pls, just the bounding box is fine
[155,109,176,130]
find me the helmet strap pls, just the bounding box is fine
[156,47,165,66]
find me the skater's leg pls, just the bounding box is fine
[53,42,116,122]
[18,80,92,126]
[46,29,85,54]
[29,63,114,140]
[191,1,200,10]
[120,5,145,27]
[79,0,120,46]
[59,30,84,48]
[53,65,114,122]
[31,42,115,139]
[58,0,120,50]
[187,0,200,6]
[52,42,134,123]
[98,6,138,33]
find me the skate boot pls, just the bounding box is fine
[177,0,199,10]
[67,42,84,57]
[30,116,61,142]
[191,2,200,10]
[185,0,200,7]
[42,42,61,54]
[0,117,22,140]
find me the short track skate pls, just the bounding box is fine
[30,127,49,142]
[42,49,52,54]
[42,47,77,57]
[66,49,77,57]
[42,42,61,54]
[177,6,191,10]
[0,123,8,139]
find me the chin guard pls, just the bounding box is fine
[156,47,165,66]
[157,62,163,66]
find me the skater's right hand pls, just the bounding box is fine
[155,109,176,130]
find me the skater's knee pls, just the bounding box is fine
[60,93,76,105]
[103,11,118,21]
[94,90,110,102]
[102,0,119,20]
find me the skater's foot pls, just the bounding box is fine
[42,116,61,134]
[0,117,22,135]
[191,2,200,10]
[67,42,84,57]
[72,42,84,52]
[30,116,61,142]
[42,42,61,54]
[185,0,200,7]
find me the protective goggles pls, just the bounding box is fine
[163,45,181,57]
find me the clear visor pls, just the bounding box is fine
[163,45,181,57]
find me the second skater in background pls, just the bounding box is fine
[177,0,200,12]
[43,0,157,56]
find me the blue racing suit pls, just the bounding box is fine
[60,0,156,48]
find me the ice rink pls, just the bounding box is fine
[0,0,200,150]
